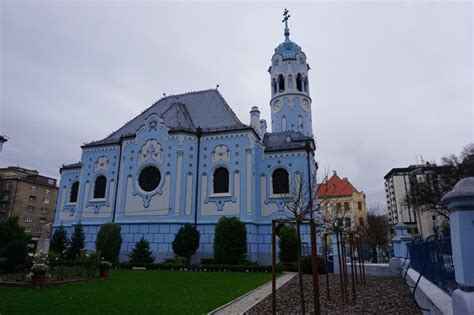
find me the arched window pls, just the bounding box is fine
[296,73,302,92]
[288,75,293,89]
[272,78,277,95]
[213,167,229,194]
[278,74,285,92]
[298,115,303,131]
[93,175,107,199]
[281,116,287,131]
[304,77,309,92]
[70,182,79,203]
[272,168,289,194]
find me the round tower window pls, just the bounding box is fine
[138,166,161,192]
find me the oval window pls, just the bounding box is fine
[138,166,161,192]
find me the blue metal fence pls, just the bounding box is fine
[407,237,458,295]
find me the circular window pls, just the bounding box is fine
[138,166,161,192]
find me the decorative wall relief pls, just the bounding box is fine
[211,145,230,164]
[138,140,163,165]
[95,156,109,173]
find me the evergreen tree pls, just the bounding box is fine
[172,223,200,265]
[67,223,85,260]
[50,225,69,258]
[0,217,31,272]
[95,223,122,262]
[128,237,155,264]
[279,225,298,263]
[213,217,247,265]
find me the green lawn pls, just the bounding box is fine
[0,270,272,314]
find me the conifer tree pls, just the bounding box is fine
[128,237,155,264]
[172,223,200,265]
[67,223,85,260]
[50,225,70,258]
[95,223,122,262]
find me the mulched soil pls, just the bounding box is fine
[246,274,421,314]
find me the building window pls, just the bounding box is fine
[31,185,37,192]
[26,216,33,223]
[213,167,229,194]
[359,217,364,225]
[45,189,50,195]
[37,227,43,234]
[138,166,161,192]
[41,207,48,214]
[27,206,34,212]
[272,168,289,194]
[344,202,350,212]
[345,218,351,228]
[278,74,285,92]
[70,182,79,203]
[358,202,362,210]
[24,226,31,233]
[336,203,341,212]
[40,218,46,224]
[43,198,50,204]
[29,196,36,202]
[5,182,11,190]
[296,73,303,91]
[93,175,107,199]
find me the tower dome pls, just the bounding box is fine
[268,9,313,137]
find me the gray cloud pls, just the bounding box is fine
[1,1,472,209]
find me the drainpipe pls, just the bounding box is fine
[305,141,313,220]
[111,139,123,223]
[194,127,202,227]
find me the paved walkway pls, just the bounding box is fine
[209,272,297,315]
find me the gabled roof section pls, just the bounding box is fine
[318,172,359,198]
[263,131,313,152]
[85,89,246,146]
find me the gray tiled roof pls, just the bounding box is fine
[86,89,246,146]
[60,162,82,172]
[263,131,313,152]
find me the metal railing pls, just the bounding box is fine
[407,237,458,295]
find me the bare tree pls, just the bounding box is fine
[357,209,391,263]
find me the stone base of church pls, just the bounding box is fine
[58,222,314,265]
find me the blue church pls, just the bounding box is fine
[54,13,318,264]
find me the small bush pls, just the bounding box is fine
[200,258,214,265]
[95,223,122,262]
[162,257,187,266]
[278,226,298,263]
[172,224,200,264]
[213,217,247,265]
[128,237,155,264]
[66,223,85,260]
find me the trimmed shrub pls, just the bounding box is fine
[172,223,200,264]
[66,223,85,260]
[129,237,155,264]
[213,217,247,265]
[278,225,298,263]
[0,217,31,272]
[50,225,69,258]
[96,223,122,262]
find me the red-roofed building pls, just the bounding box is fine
[317,171,367,229]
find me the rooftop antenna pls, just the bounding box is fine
[282,8,291,41]
[216,84,220,90]
[163,93,166,98]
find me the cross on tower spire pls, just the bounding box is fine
[282,8,291,41]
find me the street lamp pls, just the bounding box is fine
[0,135,8,152]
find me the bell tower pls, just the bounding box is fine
[269,9,313,136]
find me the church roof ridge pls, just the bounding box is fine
[84,89,246,146]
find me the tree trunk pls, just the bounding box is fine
[296,220,306,315]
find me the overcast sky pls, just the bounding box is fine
[1,1,472,210]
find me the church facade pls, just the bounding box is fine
[53,16,318,263]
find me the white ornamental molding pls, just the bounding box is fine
[94,156,109,173]
[211,145,230,164]
[138,139,164,165]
